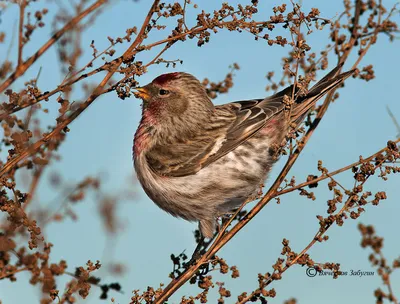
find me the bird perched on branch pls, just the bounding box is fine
[133,64,353,239]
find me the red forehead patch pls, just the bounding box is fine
[152,72,180,85]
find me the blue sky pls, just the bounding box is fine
[1,0,400,303]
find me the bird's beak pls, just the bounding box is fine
[134,87,151,101]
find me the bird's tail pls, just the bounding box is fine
[288,63,355,126]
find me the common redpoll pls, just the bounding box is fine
[133,64,353,238]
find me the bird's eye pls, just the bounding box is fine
[159,89,169,96]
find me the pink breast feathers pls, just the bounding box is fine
[133,127,149,156]
[133,110,156,156]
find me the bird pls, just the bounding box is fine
[133,64,354,239]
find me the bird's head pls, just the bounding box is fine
[134,72,214,122]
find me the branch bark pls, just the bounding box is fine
[0,0,160,179]
[152,1,371,302]
[0,0,107,93]
[17,0,26,68]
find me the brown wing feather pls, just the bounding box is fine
[147,64,354,177]
[201,99,284,168]
[147,98,285,177]
[146,134,220,176]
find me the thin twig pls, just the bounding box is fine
[386,106,400,138]
[23,167,44,210]
[0,15,318,121]
[0,267,29,280]
[17,0,26,67]
[237,142,396,303]
[275,141,396,196]
[152,1,370,302]
[0,0,108,93]
[0,1,160,180]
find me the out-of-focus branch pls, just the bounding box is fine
[0,14,322,121]
[359,224,399,303]
[0,0,160,179]
[0,0,107,93]
[386,106,400,138]
[23,166,44,210]
[17,0,26,67]
[0,267,29,280]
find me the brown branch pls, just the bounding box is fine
[23,166,44,210]
[0,0,107,93]
[275,141,397,196]
[144,42,176,68]
[237,139,398,304]
[0,267,29,280]
[386,105,400,138]
[154,47,347,304]
[154,98,327,303]
[102,42,178,95]
[338,0,362,65]
[238,2,390,302]
[62,43,115,85]
[0,0,160,179]
[237,196,345,304]
[0,16,304,121]
[0,42,170,122]
[17,0,26,68]
[380,251,399,304]
[152,1,369,302]
[144,19,289,50]
[153,69,341,304]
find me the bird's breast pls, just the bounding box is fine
[133,112,158,157]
